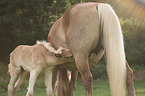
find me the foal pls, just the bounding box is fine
[8,41,73,96]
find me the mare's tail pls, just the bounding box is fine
[98,4,126,96]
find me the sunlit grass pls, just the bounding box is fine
[1,79,145,96]
[1,61,145,96]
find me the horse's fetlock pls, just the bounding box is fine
[89,75,93,82]
[8,85,13,93]
[26,91,33,96]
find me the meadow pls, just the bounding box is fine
[1,62,145,96]
[1,77,145,96]
[0,0,145,96]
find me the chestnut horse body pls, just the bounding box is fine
[48,2,127,96]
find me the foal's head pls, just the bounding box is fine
[36,40,73,58]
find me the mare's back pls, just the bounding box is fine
[48,2,99,51]
[64,3,99,53]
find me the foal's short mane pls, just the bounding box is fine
[36,40,57,53]
[36,40,50,45]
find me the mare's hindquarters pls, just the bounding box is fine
[66,3,100,96]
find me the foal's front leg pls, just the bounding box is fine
[26,68,42,96]
[44,67,54,96]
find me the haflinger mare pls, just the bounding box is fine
[48,2,136,96]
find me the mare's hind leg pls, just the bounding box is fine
[14,71,28,94]
[26,68,42,96]
[126,61,136,96]
[44,67,53,96]
[74,54,92,96]
[8,65,21,96]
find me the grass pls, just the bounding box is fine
[75,80,111,96]
[1,61,145,96]
[1,78,145,96]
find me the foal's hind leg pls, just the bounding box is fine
[8,65,20,96]
[14,71,28,95]
[74,54,92,96]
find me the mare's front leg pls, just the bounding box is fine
[26,68,42,96]
[74,54,92,96]
[44,67,54,96]
[126,61,136,96]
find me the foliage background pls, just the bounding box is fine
[0,0,145,91]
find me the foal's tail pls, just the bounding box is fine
[8,52,13,74]
[98,4,126,96]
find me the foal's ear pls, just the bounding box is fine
[36,40,40,44]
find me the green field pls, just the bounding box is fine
[1,62,145,96]
[1,79,145,96]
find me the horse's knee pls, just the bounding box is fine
[8,85,14,96]
[9,63,21,75]
[8,86,17,96]
[46,87,53,96]
[82,72,93,90]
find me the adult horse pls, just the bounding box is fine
[48,2,127,96]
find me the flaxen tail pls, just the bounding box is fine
[98,4,126,96]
